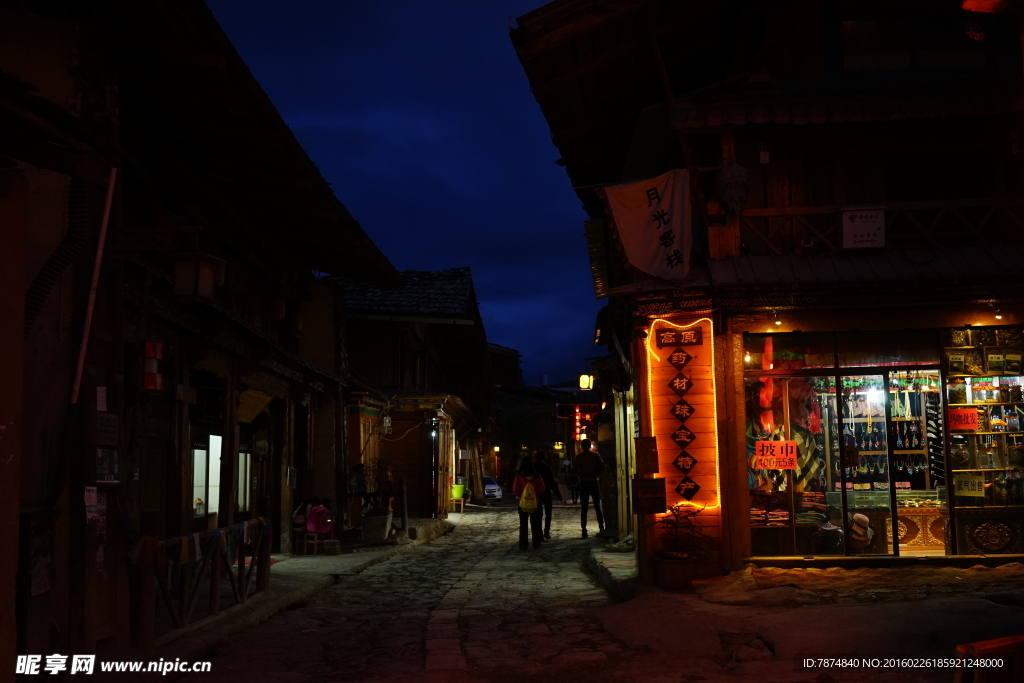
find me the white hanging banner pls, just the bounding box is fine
[601,169,691,280]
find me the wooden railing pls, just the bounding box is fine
[135,516,272,652]
[731,197,1024,256]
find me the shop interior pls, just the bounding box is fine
[744,327,1024,558]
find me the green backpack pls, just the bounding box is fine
[520,476,538,512]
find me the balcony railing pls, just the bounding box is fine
[733,197,1024,256]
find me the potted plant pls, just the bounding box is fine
[654,503,714,589]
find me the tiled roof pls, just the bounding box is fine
[334,267,475,318]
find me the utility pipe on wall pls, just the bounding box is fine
[70,166,117,405]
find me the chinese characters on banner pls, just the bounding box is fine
[753,441,798,470]
[841,208,885,249]
[948,409,980,431]
[598,169,692,280]
[648,319,717,508]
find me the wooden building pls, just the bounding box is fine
[335,268,495,517]
[1,0,397,661]
[513,0,1024,580]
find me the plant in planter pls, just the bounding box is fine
[654,503,714,589]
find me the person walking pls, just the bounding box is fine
[512,456,546,550]
[573,439,606,538]
[534,450,563,539]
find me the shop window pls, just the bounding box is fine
[192,435,222,519]
[746,376,838,556]
[944,325,1024,554]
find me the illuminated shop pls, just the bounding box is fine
[742,326,1024,559]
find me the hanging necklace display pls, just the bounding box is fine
[858,454,869,475]
[895,424,904,449]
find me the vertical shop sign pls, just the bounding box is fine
[842,208,885,249]
[598,170,692,280]
[646,318,718,508]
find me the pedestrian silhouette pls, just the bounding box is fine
[513,456,546,550]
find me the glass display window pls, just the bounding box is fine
[741,325,1024,559]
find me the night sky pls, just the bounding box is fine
[205,1,603,386]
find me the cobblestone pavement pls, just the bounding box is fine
[182,502,633,683]
[175,502,1024,683]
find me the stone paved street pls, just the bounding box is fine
[176,501,1024,683]
[181,502,628,683]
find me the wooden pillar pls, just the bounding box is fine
[221,364,238,527]
[720,330,750,569]
[207,539,221,617]
[634,336,656,586]
[257,495,271,593]
[137,557,155,653]
[0,169,26,678]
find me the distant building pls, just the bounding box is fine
[334,267,494,515]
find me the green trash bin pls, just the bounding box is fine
[451,485,466,499]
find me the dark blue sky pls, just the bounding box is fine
[206,1,603,385]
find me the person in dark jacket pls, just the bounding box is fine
[573,439,606,538]
[533,450,563,539]
[512,456,546,550]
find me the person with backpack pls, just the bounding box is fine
[512,456,546,551]
[533,450,563,539]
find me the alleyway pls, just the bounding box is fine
[176,504,1022,683]
[182,504,624,683]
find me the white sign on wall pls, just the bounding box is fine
[842,208,885,249]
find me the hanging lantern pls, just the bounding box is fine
[173,253,224,301]
[579,373,594,390]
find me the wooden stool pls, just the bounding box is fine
[303,532,322,555]
[449,498,465,513]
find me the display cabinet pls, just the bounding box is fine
[944,374,1024,509]
[944,336,1024,554]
